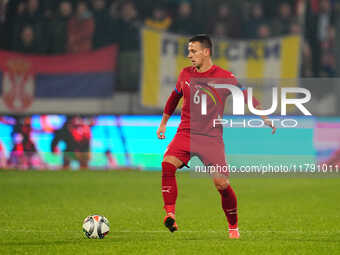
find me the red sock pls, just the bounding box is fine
[162,162,177,214]
[218,185,238,229]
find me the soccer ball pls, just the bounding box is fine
[82,215,110,239]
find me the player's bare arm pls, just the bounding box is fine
[262,115,277,134]
[256,105,277,134]
[157,80,183,139]
[240,84,276,134]
[157,113,170,139]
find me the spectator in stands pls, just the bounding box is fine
[13,25,42,53]
[239,0,252,24]
[320,52,336,77]
[301,42,313,77]
[290,22,302,34]
[108,0,120,20]
[208,3,240,38]
[43,5,53,21]
[257,24,271,39]
[306,0,335,76]
[322,25,335,51]
[116,1,140,51]
[318,0,334,42]
[67,1,94,53]
[22,0,42,25]
[0,0,7,49]
[23,0,45,30]
[212,22,228,39]
[13,0,26,19]
[92,0,116,49]
[10,1,27,50]
[17,0,47,52]
[244,3,267,39]
[170,1,196,35]
[2,0,15,49]
[272,2,295,36]
[145,4,171,31]
[116,1,141,90]
[48,1,73,54]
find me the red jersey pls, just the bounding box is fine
[164,65,259,137]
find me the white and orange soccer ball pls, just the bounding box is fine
[82,215,110,239]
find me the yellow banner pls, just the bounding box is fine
[141,28,301,108]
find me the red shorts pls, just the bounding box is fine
[164,132,227,168]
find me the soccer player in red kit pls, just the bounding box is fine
[157,35,276,239]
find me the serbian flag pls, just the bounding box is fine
[0,45,117,112]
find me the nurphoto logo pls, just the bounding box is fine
[193,83,312,128]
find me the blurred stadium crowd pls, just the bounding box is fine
[0,0,338,90]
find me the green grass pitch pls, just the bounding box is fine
[0,170,339,255]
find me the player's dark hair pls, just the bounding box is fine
[188,34,213,56]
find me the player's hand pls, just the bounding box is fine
[264,119,276,134]
[157,124,166,139]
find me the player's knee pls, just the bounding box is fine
[213,178,230,190]
[163,155,183,169]
[162,161,177,177]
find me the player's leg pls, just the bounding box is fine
[212,175,239,238]
[161,133,190,232]
[196,135,239,238]
[162,155,183,232]
[162,155,183,214]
